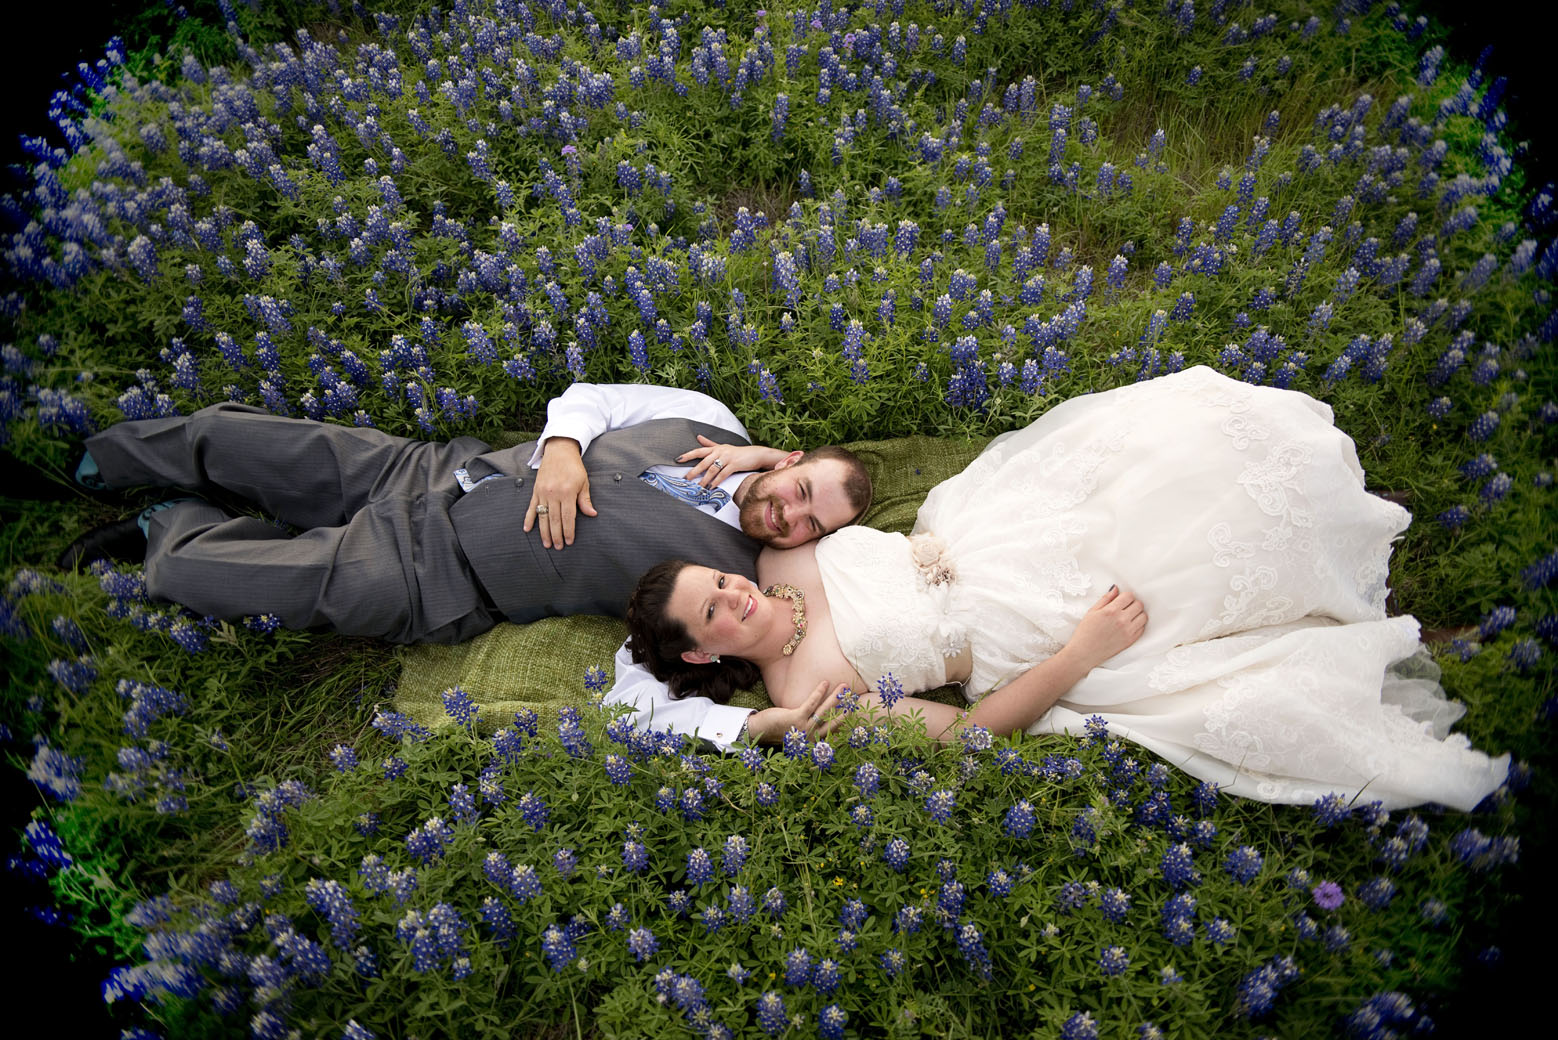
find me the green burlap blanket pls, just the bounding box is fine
[394,433,991,731]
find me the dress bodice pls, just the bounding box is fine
[813,526,966,697]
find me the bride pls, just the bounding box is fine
[625,366,1508,811]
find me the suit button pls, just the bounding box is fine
[514,477,524,487]
[613,473,622,481]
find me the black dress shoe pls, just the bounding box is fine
[57,518,147,570]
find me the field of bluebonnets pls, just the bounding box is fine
[2,0,1555,1036]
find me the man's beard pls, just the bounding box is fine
[738,472,788,544]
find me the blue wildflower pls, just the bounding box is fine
[924,789,956,823]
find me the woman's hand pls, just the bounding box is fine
[680,435,793,488]
[744,679,849,744]
[1065,585,1148,669]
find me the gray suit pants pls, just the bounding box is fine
[86,403,503,644]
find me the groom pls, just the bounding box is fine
[67,383,871,665]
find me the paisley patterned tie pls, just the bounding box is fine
[639,471,732,513]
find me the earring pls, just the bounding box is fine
[710,653,721,664]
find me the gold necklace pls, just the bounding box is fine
[763,583,807,656]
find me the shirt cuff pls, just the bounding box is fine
[695,705,756,751]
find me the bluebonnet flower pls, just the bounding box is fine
[48,655,97,694]
[811,740,835,771]
[812,957,841,995]
[1160,844,1199,888]
[1481,473,1513,504]
[539,920,583,972]
[1358,877,1396,910]
[756,991,787,1035]
[1061,1011,1099,1040]
[853,763,880,800]
[622,839,648,873]
[818,1004,847,1040]
[861,670,905,713]
[404,816,454,864]
[372,710,431,743]
[685,847,715,886]
[1450,828,1520,871]
[1522,550,1558,589]
[727,886,756,925]
[1057,881,1090,913]
[23,820,71,872]
[1099,945,1129,976]
[1437,505,1470,532]
[517,791,549,831]
[1479,605,1517,639]
[721,834,749,875]
[883,838,911,872]
[782,947,812,987]
[448,783,479,825]
[1204,917,1236,945]
[1224,846,1263,884]
[442,686,478,729]
[924,789,956,823]
[755,782,778,806]
[1099,887,1131,923]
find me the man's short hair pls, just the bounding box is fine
[801,445,873,526]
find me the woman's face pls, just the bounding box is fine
[668,565,775,662]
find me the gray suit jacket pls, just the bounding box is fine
[449,418,762,622]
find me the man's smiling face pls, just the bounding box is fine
[737,457,858,548]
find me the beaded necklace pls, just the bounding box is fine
[763,583,807,656]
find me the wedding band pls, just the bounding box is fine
[809,714,820,724]
[713,458,726,469]
[535,505,549,515]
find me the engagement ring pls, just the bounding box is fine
[535,505,549,515]
[712,458,726,469]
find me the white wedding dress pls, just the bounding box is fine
[815,367,1507,810]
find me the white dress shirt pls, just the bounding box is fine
[538,383,758,750]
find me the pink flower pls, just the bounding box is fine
[1312,881,1345,910]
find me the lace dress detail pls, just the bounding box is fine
[814,528,962,696]
[815,367,1507,811]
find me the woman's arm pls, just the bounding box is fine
[812,588,1146,744]
[961,585,1146,737]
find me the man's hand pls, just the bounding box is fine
[680,435,796,488]
[744,679,850,745]
[524,437,598,549]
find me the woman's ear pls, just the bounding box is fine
[682,649,714,665]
